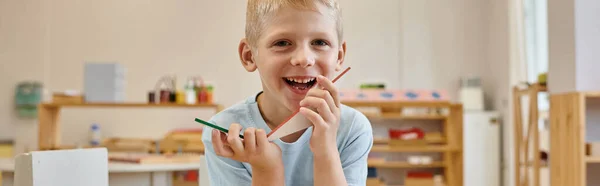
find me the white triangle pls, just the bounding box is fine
[267,111,311,141]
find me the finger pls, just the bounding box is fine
[219,130,230,147]
[306,88,337,117]
[211,130,223,155]
[212,129,233,157]
[219,131,235,155]
[299,107,328,129]
[316,75,340,108]
[227,123,245,155]
[255,129,268,151]
[243,127,257,153]
[300,96,334,122]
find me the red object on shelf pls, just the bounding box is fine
[406,171,434,178]
[185,170,198,181]
[197,87,208,103]
[389,127,425,140]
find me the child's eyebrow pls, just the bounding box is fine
[265,31,294,39]
[265,30,334,40]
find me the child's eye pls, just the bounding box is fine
[311,39,329,46]
[274,41,291,47]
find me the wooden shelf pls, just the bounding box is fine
[519,161,549,168]
[373,132,447,144]
[368,160,445,168]
[364,112,448,120]
[586,156,600,163]
[373,138,446,145]
[173,180,199,186]
[37,102,223,150]
[585,92,600,98]
[40,102,220,108]
[514,83,547,96]
[370,145,454,152]
[342,101,451,108]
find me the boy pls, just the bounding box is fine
[201,0,373,185]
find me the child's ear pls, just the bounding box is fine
[239,38,257,72]
[335,41,347,71]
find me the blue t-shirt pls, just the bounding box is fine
[201,92,373,186]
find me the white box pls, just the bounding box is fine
[84,63,126,102]
[14,148,109,186]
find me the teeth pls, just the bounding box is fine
[286,77,315,83]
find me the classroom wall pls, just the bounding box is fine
[0,0,45,143]
[484,0,512,185]
[0,0,503,157]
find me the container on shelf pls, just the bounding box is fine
[89,123,101,146]
[459,76,484,111]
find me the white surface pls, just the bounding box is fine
[108,162,201,173]
[267,112,311,141]
[151,172,171,186]
[460,87,485,111]
[1,154,207,186]
[463,111,501,186]
[198,155,209,186]
[3,171,192,186]
[14,148,109,186]
[0,158,201,173]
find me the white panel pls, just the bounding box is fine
[267,113,310,141]
[14,148,108,186]
[199,155,209,186]
[463,111,500,186]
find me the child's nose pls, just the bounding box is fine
[290,46,315,68]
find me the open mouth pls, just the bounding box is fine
[283,77,317,91]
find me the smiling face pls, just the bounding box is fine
[239,3,346,113]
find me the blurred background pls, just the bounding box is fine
[1,0,598,186]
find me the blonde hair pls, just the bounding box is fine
[245,0,343,47]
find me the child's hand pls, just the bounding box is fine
[299,75,341,157]
[211,124,283,171]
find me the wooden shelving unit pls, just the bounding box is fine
[374,133,447,144]
[370,145,454,153]
[343,100,463,186]
[364,113,448,120]
[549,91,600,186]
[32,102,220,186]
[586,156,600,163]
[368,160,446,168]
[37,102,223,150]
[512,83,547,186]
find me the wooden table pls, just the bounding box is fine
[0,156,208,186]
